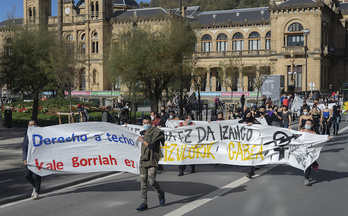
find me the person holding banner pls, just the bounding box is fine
[22,120,41,200]
[301,119,320,186]
[136,116,165,211]
[298,108,313,131]
[178,114,196,176]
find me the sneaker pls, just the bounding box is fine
[178,170,184,176]
[32,192,40,200]
[159,191,165,206]
[246,170,255,179]
[304,179,311,186]
[191,166,196,173]
[31,188,36,197]
[135,203,148,212]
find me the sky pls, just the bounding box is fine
[0,0,151,22]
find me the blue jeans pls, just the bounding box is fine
[283,122,289,128]
[332,116,340,133]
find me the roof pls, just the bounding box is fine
[76,0,138,8]
[196,7,270,26]
[170,6,202,18]
[0,18,23,27]
[113,7,168,20]
[279,0,316,5]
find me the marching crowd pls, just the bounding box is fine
[22,92,347,211]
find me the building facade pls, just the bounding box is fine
[1,0,348,101]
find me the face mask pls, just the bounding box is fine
[144,124,151,130]
[150,116,154,121]
[303,112,308,115]
[188,119,192,124]
[304,125,311,130]
[125,106,129,109]
[325,106,328,109]
[170,116,173,119]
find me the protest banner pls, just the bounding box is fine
[27,121,328,176]
[27,122,140,176]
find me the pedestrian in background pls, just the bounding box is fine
[240,94,245,109]
[320,102,332,135]
[332,100,342,135]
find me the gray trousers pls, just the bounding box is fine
[140,166,162,205]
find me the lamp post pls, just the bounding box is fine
[303,28,310,99]
[288,49,295,96]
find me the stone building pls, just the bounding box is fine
[1,0,348,102]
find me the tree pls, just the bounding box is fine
[0,26,56,121]
[107,17,196,112]
[242,60,273,106]
[191,62,207,120]
[218,57,244,103]
[48,39,82,113]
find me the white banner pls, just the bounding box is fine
[27,122,328,176]
[27,122,140,176]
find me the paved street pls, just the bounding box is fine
[0,122,348,216]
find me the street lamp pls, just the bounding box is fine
[303,28,310,99]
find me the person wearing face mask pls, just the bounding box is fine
[332,101,342,135]
[22,120,41,200]
[311,106,321,134]
[298,108,313,131]
[136,116,166,211]
[300,119,321,186]
[271,106,283,127]
[216,112,225,121]
[300,101,310,116]
[226,110,236,120]
[238,111,261,179]
[159,105,169,127]
[178,114,196,176]
[320,102,332,135]
[150,111,161,127]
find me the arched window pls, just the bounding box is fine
[79,34,86,54]
[286,22,304,46]
[232,32,244,51]
[248,32,260,50]
[66,34,73,41]
[79,68,86,90]
[96,1,99,18]
[92,69,97,84]
[265,31,271,50]
[91,2,95,18]
[201,34,212,52]
[92,32,99,53]
[28,7,33,22]
[217,33,228,52]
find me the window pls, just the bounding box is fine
[92,32,99,53]
[217,33,228,52]
[232,32,244,51]
[91,2,95,18]
[287,65,302,91]
[286,23,304,46]
[79,34,86,54]
[92,70,97,84]
[248,32,260,50]
[265,31,271,50]
[79,68,86,90]
[66,34,73,41]
[201,34,212,52]
[96,2,99,18]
